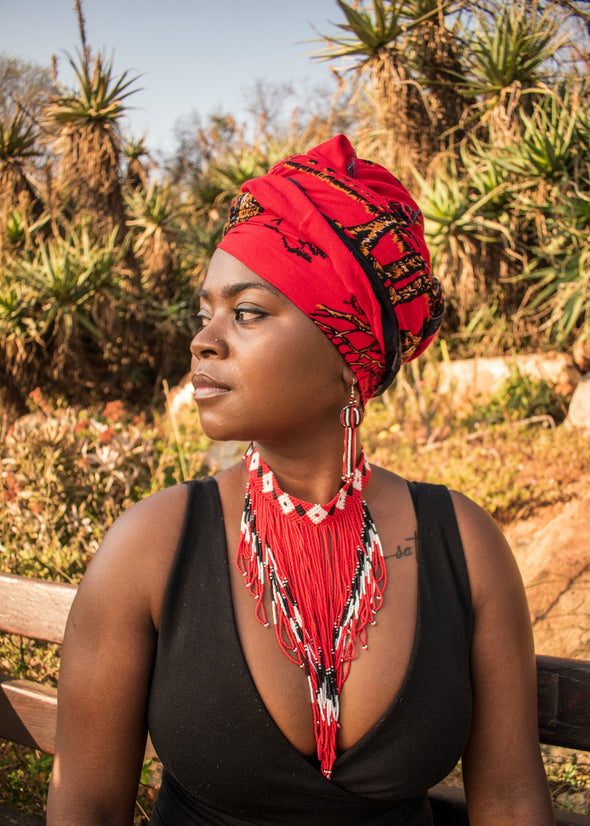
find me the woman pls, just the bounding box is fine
[47,135,554,825]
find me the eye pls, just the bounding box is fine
[234,307,267,323]
[189,312,209,334]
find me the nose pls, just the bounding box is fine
[190,325,229,360]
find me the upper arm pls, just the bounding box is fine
[47,484,188,826]
[451,491,554,825]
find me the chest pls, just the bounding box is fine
[226,490,420,756]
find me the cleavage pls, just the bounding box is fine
[228,533,419,758]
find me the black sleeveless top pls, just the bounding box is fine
[148,478,473,825]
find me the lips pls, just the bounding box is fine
[191,372,231,400]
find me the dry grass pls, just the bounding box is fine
[363,397,590,523]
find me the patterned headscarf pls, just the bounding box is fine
[218,134,444,403]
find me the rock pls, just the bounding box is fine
[436,353,582,406]
[505,494,590,659]
[205,441,244,471]
[555,790,590,813]
[573,330,590,373]
[166,373,195,418]
[564,372,590,434]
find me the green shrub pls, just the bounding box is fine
[461,367,568,428]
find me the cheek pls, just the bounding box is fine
[301,327,344,379]
[270,330,344,404]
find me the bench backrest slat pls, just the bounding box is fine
[0,675,57,753]
[537,654,590,752]
[0,574,76,644]
[0,673,158,760]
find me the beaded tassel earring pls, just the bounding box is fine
[340,382,363,483]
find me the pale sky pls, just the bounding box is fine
[1,0,343,155]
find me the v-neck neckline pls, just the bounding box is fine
[209,476,423,781]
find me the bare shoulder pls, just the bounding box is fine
[95,482,189,563]
[363,464,417,547]
[367,463,411,498]
[447,489,523,610]
[74,482,191,631]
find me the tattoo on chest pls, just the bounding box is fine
[385,530,417,560]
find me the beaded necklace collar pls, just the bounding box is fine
[236,442,387,778]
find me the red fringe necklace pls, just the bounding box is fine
[236,442,387,779]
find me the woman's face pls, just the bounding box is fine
[190,249,349,446]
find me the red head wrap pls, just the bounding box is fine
[218,134,444,404]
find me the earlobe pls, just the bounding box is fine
[342,365,355,387]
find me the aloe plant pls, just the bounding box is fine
[312,0,443,64]
[125,182,178,254]
[523,237,590,344]
[125,181,184,298]
[311,0,463,167]
[0,110,39,165]
[46,50,137,129]
[517,167,590,345]
[4,209,49,249]
[496,90,583,181]
[459,138,517,218]
[459,1,568,103]
[0,111,42,252]
[44,43,139,236]
[2,227,122,380]
[123,137,150,190]
[416,158,514,254]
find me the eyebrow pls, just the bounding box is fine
[199,281,284,301]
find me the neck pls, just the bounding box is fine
[248,436,363,504]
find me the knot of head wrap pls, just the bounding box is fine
[218,134,444,404]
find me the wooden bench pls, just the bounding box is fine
[1,572,589,825]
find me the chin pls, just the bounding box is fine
[198,415,252,445]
